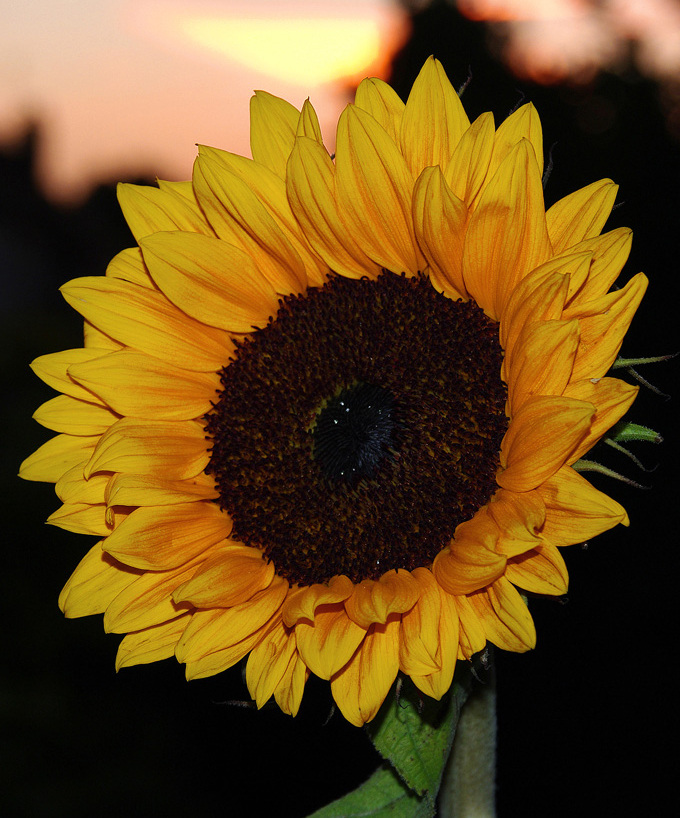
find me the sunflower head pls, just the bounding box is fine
[21,57,646,726]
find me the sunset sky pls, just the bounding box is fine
[0,0,407,202]
[3,0,680,202]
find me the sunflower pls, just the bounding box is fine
[21,58,646,727]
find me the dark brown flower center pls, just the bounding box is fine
[204,271,507,585]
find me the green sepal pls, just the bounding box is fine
[608,420,663,445]
[306,765,429,818]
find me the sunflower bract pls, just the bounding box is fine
[21,57,646,726]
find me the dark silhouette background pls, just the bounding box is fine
[3,3,678,815]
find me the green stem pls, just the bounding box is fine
[437,667,497,817]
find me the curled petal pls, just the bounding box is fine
[487,489,545,557]
[344,569,421,628]
[84,418,208,480]
[295,603,367,680]
[117,182,213,242]
[568,272,648,380]
[281,574,355,626]
[433,516,506,595]
[563,377,639,464]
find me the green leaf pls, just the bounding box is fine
[306,765,430,818]
[365,673,470,808]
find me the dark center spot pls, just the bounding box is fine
[311,382,398,482]
[204,271,508,585]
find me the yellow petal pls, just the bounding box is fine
[55,463,108,504]
[507,319,580,413]
[463,139,552,319]
[498,396,595,492]
[105,561,202,633]
[412,165,468,299]
[117,182,213,243]
[30,348,112,402]
[470,577,536,651]
[139,231,280,333]
[295,603,367,680]
[84,418,208,480]
[444,111,495,207]
[173,544,275,607]
[400,56,469,176]
[344,569,421,628]
[330,615,400,726]
[273,650,309,717]
[281,574,355,626]
[455,594,487,660]
[246,617,298,709]
[487,490,545,557]
[568,272,648,380]
[176,579,287,663]
[105,247,154,289]
[33,395,118,436]
[488,103,544,180]
[500,251,593,359]
[105,472,217,507]
[563,377,639,464]
[59,543,141,617]
[546,179,618,254]
[399,568,442,676]
[335,105,422,274]
[192,152,307,294]
[116,614,190,670]
[103,502,231,570]
[19,434,98,483]
[537,465,629,546]
[410,586,459,700]
[297,98,324,143]
[60,276,233,372]
[286,135,380,279]
[564,228,633,307]
[250,90,300,178]
[197,146,328,287]
[506,544,569,596]
[47,503,110,536]
[433,519,507,596]
[354,76,404,143]
[68,349,220,421]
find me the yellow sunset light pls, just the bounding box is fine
[178,17,383,84]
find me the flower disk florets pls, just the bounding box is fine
[204,272,507,585]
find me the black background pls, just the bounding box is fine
[3,2,678,816]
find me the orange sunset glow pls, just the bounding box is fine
[0,0,407,203]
